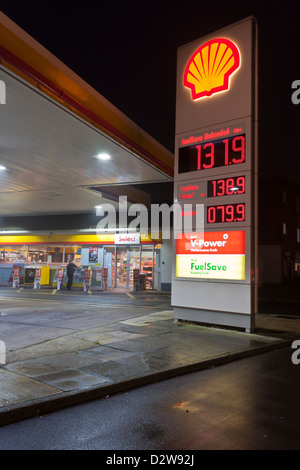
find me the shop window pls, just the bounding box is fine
[46,246,64,263]
[26,245,81,264]
[27,246,47,263]
[64,246,81,263]
[28,246,64,263]
[0,246,27,263]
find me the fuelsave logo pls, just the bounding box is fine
[176,231,245,280]
[191,261,227,272]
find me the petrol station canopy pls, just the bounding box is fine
[0,12,174,218]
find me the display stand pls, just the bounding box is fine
[12,267,20,288]
[57,268,64,290]
[34,268,41,289]
[101,268,108,290]
[83,269,91,291]
[133,268,139,291]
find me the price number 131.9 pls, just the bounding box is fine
[197,134,245,170]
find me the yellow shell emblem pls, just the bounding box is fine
[183,38,240,100]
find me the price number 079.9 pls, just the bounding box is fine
[207,203,245,223]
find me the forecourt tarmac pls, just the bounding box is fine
[0,287,298,427]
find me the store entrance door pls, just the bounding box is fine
[103,247,116,288]
[116,246,141,288]
[104,245,153,289]
[116,247,128,287]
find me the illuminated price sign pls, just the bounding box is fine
[207,203,245,223]
[178,134,245,174]
[178,176,245,201]
[208,176,245,197]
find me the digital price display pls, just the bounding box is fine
[208,176,245,197]
[207,203,245,223]
[178,176,246,201]
[178,134,245,174]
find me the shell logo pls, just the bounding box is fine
[183,38,241,100]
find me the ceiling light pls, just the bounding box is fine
[0,165,7,170]
[96,153,111,161]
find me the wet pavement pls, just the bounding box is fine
[0,287,299,427]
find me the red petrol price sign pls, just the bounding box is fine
[208,176,245,197]
[178,133,245,174]
[178,176,246,201]
[207,203,245,223]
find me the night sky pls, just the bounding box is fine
[1,0,300,183]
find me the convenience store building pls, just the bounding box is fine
[0,230,170,290]
[0,13,173,291]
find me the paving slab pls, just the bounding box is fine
[33,369,112,391]
[0,369,60,408]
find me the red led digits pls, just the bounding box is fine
[208,176,245,197]
[207,204,245,223]
[196,142,215,170]
[232,136,245,164]
[179,134,246,173]
[236,176,245,193]
[236,203,245,221]
[222,135,245,166]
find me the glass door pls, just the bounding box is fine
[116,247,128,287]
[141,246,154,289]
[104,247,116,288]
[105,245,153,289]
[129,246,141,288]
[116,246,141,288]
